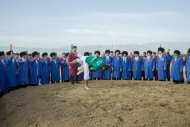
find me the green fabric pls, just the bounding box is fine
[85,56,104,71]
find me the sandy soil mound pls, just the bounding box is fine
[0,80,190,127]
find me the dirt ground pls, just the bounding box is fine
[0,80,190,127]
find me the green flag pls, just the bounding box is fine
[85,56,104,71]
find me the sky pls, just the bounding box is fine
[0,0,190,48]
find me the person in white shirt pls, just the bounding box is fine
[69,52,90,89]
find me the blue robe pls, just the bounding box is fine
[29,60,41,85]
[17,58,30,85]
[103,56,112,80]
[144,56,155,80]
[186,56,190,82]
[61,59,69,81]
[112,56,122,78]
[5,56,18,88]
[132,57,143,79]
[170,57,183,81]
[92,70,102,79]
[0,60,8,91]
[121,57,131,80]
[40,59,50,84]
[156,55,167,81]
[50,59,62,82]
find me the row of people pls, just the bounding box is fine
[0,47,190,96]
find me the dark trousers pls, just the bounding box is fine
[70,75,79,84]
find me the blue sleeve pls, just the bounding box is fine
[111,57,114,70]
[156,57,158,70]
[39,60,42,76]
[180,58,183,72]
[186,58,188,71]
[164,56,167,70]
[17,59,24,64]
[63,60,68,67]
[167,52,173,60]
[120,58,122,70]
[5,56,13,65]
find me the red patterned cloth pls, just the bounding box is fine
[68,52,78,76]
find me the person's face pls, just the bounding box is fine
[116,52,120,57]
[62,54,65,58]
[0,55,5,60]
[6,54,10,58]
[187,52,190,56]
[34,55,39,60]
[52,55,56,59]
[73,48,77,52]
[95,53,100,57]
[13,54,17,59]
[123,54,127,57]
[147,53,151,56]
[22,55,26,59]
[110,53,113,56]
[174,53,178,58]
[158,51,163,55]
[25,55,29,58]
[135,54,139,57]
[44,55,48,60]
[105,52,110,56]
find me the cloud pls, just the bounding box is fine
[65,28,99,34]
[82,11,174,19]
[64,28,116,35]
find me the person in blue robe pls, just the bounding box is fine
[40,52,50,84]
[112,50,122,80]
[186,48,190,84]
[132,51,144,80]
[0,51,9,96]
[61,53,70,82]
[142,52,147,80]
[50,52,63,83]
[121,51,131,80]
[29,51,41,85]
[5,51,18,90]
[144,50,155,80]
[156,47,168,81]
[17,51,30,87]
[103,50,112,80]
[92,51,102,80]
[167,50,183,84]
